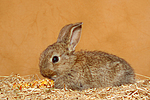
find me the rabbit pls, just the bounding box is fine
[39,22,135,90]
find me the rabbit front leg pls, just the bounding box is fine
[54,65,95,90]
[54,71,84,90]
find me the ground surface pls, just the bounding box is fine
[0,74,150,100]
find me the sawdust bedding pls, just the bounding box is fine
[0,74,149,100]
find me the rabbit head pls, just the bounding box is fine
[39,22,82,81]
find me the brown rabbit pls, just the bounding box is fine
[39,22,135,90]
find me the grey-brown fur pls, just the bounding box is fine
[39,22,135,90]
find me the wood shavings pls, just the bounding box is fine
[0,74,150,99]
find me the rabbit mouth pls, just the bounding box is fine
[50,75,57,81]
[40,69,57,81]
[41,74,57,81]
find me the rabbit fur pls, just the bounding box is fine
[39,22,135,90]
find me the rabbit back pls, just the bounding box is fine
[75,51,135,88]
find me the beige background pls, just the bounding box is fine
[0,0,150,79]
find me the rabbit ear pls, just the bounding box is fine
[57,24,74,43]
[57,22,83,51]
[68,22,82,51]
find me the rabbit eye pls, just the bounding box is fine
[52,56,59,63]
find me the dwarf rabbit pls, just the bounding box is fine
[39,22,135,90]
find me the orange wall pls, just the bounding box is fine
[0,0,150,79]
